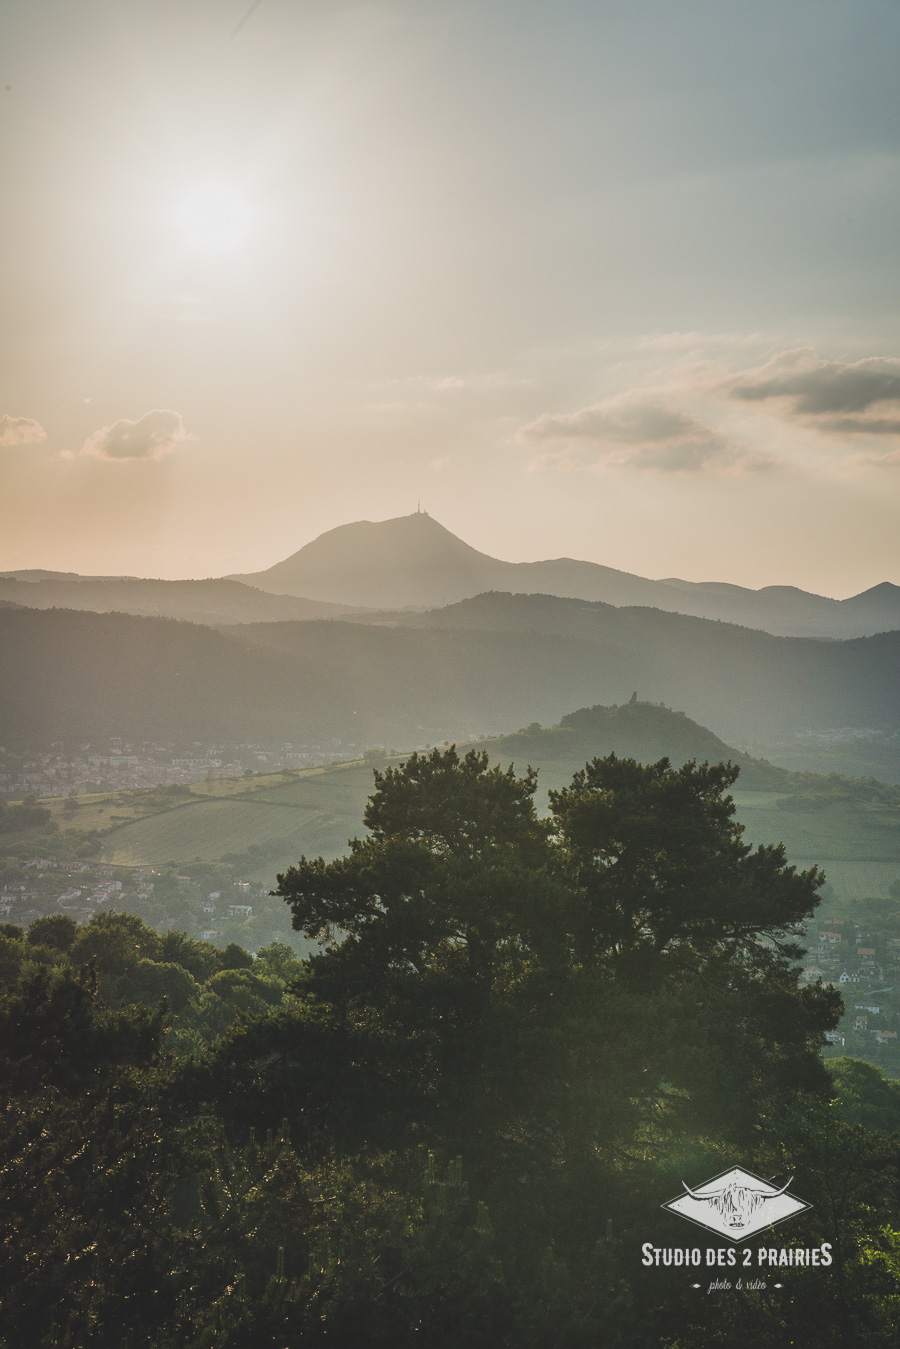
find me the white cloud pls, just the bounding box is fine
[0,414,46,447]
[80,409,190,461]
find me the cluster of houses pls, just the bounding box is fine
[48,863,128,924]
[800,918,900,988]
[801,916,900,1061]
[198,886,256,941]
[0,858,270,948]
[2,859,127,923]
[0,739,360,800]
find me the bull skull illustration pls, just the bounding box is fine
[681,1176,794,1229]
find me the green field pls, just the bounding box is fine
[733,792,900,861]
[100,764,379,875]
[89,755,900,902]
[790,859,900,903]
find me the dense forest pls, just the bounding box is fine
[1,603,899,752]
[2,748,900,1346]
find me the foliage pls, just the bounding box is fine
[0,799,53,835]
[0,749,897,1344]
[827,1058,900,1132]
[26,914,79,952]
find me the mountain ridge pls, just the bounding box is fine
[0,602,896,761]
[0,575,359,627]
[5,512,898,638]
[230,511,900,638]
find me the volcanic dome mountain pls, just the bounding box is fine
[230,511,900,638]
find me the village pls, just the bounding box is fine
[800,913,900,1072]
[0,854,308,957]
[0,738,363,800]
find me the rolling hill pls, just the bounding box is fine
[89,702,900,905]
[0,574,357,626]
[234,594,900,742]
[483,703,900,898]
[1,600,898,752]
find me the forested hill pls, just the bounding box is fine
[386,588,900,651]
[0,604,898,750]
[237,598,900,740]
[487,700,792,791]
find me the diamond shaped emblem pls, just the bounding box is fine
[662,1166,812,1242]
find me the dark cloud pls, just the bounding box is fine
[519,393,738,472]
[729,351,900,431]
[81,409,189,461]
[521,396,700,445]
[0,414,46,446]
[824,415,900,436]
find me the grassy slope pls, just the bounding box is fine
[81,703,900,899]
[97,765,380,876]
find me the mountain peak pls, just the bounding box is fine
[845,581,900,604]
[232,512,503,608]
[227,511,899,637]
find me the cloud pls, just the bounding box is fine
[728,350,900,434]
[80,409,190,461]
[518,343,900,478]
[518,392,742,472]
[0,414,46,447]
[853,445,900,470]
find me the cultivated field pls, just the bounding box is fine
[99,764,380,872]
[80,759,900,901]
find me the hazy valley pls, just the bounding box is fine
[8,7,900,1337]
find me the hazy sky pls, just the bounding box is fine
[2,0,899,594]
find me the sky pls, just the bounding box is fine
[1,0,899,595]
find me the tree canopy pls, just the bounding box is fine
[277,749,839,1160]
[1,747,897,1347]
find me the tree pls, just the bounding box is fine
[2,749,893,1347]
[219,941,254,971]
[72,911,161,976]
[828,1057,900,1133]
[549,754,822,962]
[0,799,53,834]
[277,747,572,1012]
[254,940,302,984]
[0,963,166,1096]
[27,914,78,953]
[131,957,199,1012]
[276,749,840,1194]
[158,928,220,981]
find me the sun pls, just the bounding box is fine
[175,181,255,254]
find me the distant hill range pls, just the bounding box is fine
[233,593,899,743]
[230,511,900,639]
[2,601,897,751]
[0,575,356,627]
[5,512,898,638]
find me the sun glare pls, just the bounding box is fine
[176,181,255,254]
